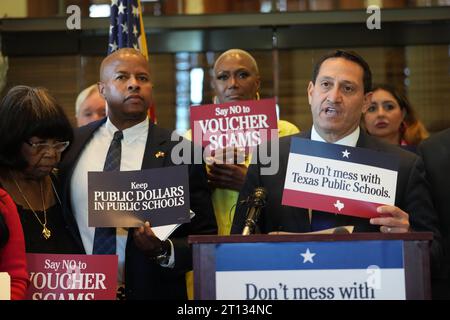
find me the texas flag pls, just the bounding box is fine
[282,137,399,219]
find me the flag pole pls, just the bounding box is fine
[137,0,148,61]
[137,0,156,122]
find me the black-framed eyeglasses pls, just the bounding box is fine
[25,141,70,154]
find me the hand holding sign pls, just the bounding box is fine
[133,221,166,259]
[206,146,247,165]
[207,163,247,191]
[370,205,410,233]
[206,147,248,191]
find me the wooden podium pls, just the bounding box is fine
[189,232,432,300]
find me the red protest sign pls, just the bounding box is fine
[26,253,118,300]
[190,98,278,151]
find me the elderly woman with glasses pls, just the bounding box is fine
[0,85,81,254]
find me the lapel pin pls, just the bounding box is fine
[155,151,165,158]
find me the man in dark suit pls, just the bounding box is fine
[418,128,450,299]
[231,50,441,245]
[59,48,216,300]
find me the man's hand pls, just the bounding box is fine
[370,205,410,233]
[207,163,247,191]
[206,147,248,191]
[133,221,163,258]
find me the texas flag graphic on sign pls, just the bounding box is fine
[282,137,399,219]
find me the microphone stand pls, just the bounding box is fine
[242,188,267,235]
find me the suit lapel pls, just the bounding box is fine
[356,129,380,150]
[281,131,312,231]
[63,119,107,192]
[141,120,170,169]
[60,119,107,252]
[299,130,312,139]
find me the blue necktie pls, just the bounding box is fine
[93,130,123,255]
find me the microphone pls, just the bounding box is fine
[241,187,267,236]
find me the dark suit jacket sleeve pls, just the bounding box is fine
[404,156,441,234]
[402,155,444,277]
[417,130,450,234]
[417,132,450,298]
[170,161,217,270]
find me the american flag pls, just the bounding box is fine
[108,0,156,121]
[108,0,148,58]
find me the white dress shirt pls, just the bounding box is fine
[311,125,360,147]
[70,118,148,284]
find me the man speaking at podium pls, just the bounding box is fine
[230,50,442,293]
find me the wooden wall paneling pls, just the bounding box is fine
[6,55,81,126]
[77,55,103,89]
[286,0,309,11]
[337,0,364,10]
[384,48,407,91]
[230,0,261,13]
[252,50,275,99]
[203,0,230,13]
[382,0,408,8]
[149,53,176,129]
[161,0,182,14]
[278,49,315,131]
[407,45,450,132]
[27,0,58,17]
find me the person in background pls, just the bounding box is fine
[418,128,450,299]
[75,84,106,127]
[0,86,81,254]
[59,48,216,300]
[206,48,299,235]
[0,188,29,300]
[363,84,429,150]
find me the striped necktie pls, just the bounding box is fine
[92,130,123,255]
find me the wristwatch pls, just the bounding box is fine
[155,240,171,265]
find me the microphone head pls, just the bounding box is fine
[252,187,267,206]
[242,187,267,235]
[254,187,267,199]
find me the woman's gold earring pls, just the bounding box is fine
[256,92,260,100]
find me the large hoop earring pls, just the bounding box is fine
[255,92,260,100]
[400,121,407,134]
